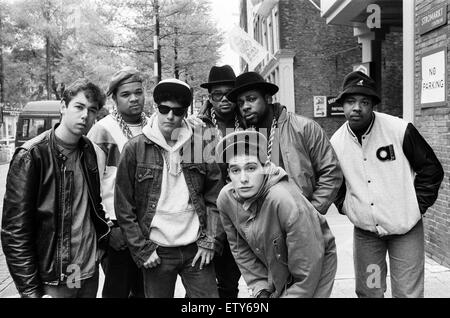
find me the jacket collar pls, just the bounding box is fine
[346,112,376,141]
[272,103,287,124]
[49,123,89,161]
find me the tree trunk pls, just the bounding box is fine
[45,36,51,100]
[51,75,60,100]
[0,13,5,103]
[43,2,51,100]
[153,0,161,83]
[173,27,179,79]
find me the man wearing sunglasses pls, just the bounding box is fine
[199,65,243,137]
[115,78,224,298]
[196,65,243,298]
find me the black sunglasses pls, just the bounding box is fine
[157,104,187,116]
[209,91,232,102]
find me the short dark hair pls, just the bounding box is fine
[157,92,191,109]
[62,79,106,109]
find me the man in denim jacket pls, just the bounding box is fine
[115,79,224,298]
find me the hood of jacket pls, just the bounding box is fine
[142,113,193,176]
[239,163,288,211]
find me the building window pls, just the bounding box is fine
[7,121,14,139]
[273,8,279,53]
[22,119,45,139]
[268,14,274,55]
[22,119,29,138]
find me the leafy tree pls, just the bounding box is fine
[92,0,224,102]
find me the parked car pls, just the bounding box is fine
[15,100,61,148]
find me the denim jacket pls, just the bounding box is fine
[114,132,224,268]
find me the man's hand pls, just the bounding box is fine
[255,289,272,298]
[109,227,127,251]
[186,115,206,128]
[143,250,161,269]
[191,247,214,270]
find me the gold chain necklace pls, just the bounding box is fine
[112,109,148,140]
[250,116,277,165]
[211,108,241,139]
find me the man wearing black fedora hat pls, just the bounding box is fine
[199,65,244,137]
[330,71,444,298]
[226,71,343,217]
[198,65,242,298]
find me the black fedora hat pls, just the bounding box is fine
[336,71,381,105]
[226,72,279,103]
[200,65,237,90]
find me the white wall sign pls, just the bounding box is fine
[353,62,371,76]
[313,96,327,117]
[421,47,447,108]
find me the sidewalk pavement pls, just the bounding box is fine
[1,203,449,298]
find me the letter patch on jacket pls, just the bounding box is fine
[376,144,396,161]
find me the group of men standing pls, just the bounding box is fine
[0,63,444,298]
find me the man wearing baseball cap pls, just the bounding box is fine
[115,78,223,298]
[215,130,337,298]
[88,67,148,298]
[226,72,342,216]
[330,71,444,298]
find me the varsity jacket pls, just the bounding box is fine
[331,111,444,235]
[87,114,148,221]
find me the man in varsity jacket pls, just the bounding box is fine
[330,71,444,298]
[88,67,148,298]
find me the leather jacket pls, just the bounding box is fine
[1,126,110,298]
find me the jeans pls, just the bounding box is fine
[142,242,219,298]
[214,241,241,298]
[101,241,145,298]
[43,271,99,298]
[354,219,424,298]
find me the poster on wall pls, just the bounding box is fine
[327,96,345,116]
[421,47,447,108]
[313,96,327,117]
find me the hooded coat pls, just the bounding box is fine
[217,165,337,298]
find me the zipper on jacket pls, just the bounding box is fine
[59,163,66,282]
[81,151,110,241]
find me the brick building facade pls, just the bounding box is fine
[321,0,449,266]
[239,0,361,137]
[240,0,448,265]
[414,0,450,267]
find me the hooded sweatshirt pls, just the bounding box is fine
[143,114,200,247]
[217,163,337,297]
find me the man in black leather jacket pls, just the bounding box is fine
[1,79,110,298]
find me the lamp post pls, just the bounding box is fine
[153,0,161,83]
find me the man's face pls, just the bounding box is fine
[60,91,98,137]
[237,90,268,126]
[113,82,145,121]
[157,100,186,140]
[343,94,374,131]
[228,154,265,199]
[209,84,235,115]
